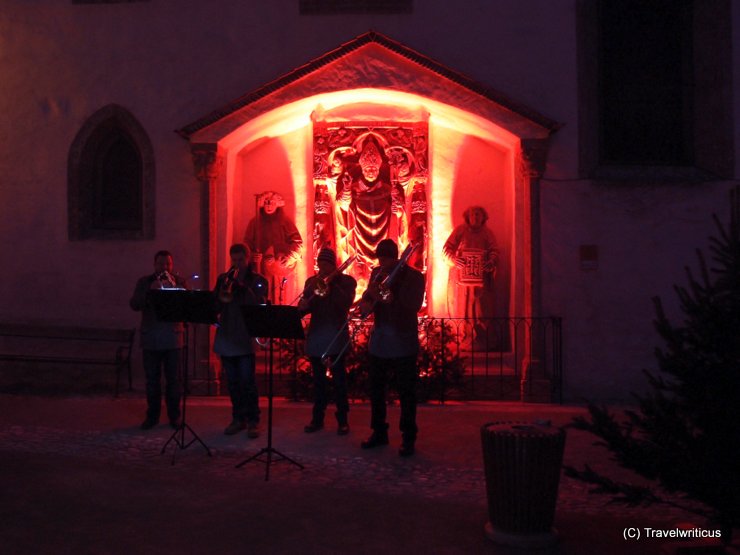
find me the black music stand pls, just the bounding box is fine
[148,289,218,464]
[236,304,305,480]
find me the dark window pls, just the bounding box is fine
[69,105,155,240]
[578,0,733,178]
[93,129,143,230]
[300,0,412,15]
[598,0,693,166]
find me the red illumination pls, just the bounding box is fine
[219,89,522,320]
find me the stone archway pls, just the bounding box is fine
[181,32,557,385]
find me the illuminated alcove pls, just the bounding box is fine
[179,32,557,322]
[216,89,516,319]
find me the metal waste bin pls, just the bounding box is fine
[480,421,566,548]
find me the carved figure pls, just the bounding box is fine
[443,206,499,349]
[244,191,303,303]
[311,123,429,294]
[312,183,334,265]
[335,136,407,286]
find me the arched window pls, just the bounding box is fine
[68,105,154,240]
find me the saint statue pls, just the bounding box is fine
[244,191,303,303]
[335,136,407,286]
[443,206,499,349]
[311,123,428,299]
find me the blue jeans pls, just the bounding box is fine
[220,354,260,424]
[142,349,182,422]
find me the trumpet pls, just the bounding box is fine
[218,266,239,303]
[156,271,177,288]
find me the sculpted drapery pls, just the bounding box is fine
[312,122,429,292]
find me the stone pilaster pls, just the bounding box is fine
[190,142,224,393]
[519,138,551,402]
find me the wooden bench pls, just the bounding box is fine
[0,323,135,396]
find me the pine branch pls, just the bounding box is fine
[563,464,712,519]
[568,203,740,536]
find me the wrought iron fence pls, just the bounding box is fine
[191,316,562,403]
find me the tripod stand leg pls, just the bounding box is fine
[235,447,268,468]
[158,330,211,464]
[235,341,304,479]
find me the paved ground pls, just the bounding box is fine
[0,393,734,554]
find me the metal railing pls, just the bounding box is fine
[189,316,563,402]
[191,316,563,403]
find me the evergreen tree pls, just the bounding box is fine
[566,195,740,544]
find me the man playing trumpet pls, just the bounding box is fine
[297,247,357,435]
[358,239,425,456]
[129,250,187,430]
[213,243,268,438]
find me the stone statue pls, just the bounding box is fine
[311,123,429,294]
[244,191,303,303]
[335,136,407,286]
[443,206,499,349]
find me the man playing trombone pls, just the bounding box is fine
[358,239,425,457]
[213,243,268,438]
[298,247,357,435]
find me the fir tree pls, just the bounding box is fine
[566,195,740,544]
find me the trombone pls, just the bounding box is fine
[320,242,420,369]
[291,255,356,306]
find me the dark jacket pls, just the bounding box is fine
[364,264,425,358]
[300,272,357,357]
[212,268,268,356]
[129,273,187,350]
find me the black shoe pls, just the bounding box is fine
[337,424,350,436]
[140,418,158,430]
[399,440,415,457]
[304,421,324,433]
[169,418,181,429]
[224,420,246,435]
[361,432,389,449]
[247,422,261,439]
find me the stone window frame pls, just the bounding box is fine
[68,104,155,240]
[577,0,734,181]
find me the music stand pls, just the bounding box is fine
[236,304,305,480]
[148,289,218,464]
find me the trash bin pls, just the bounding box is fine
[480,421,566,548]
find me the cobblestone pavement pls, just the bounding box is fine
[6,394,732,555]
[0,395,698,521]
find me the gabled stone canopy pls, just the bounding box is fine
[178,30,560,334]
[177,31,559,144]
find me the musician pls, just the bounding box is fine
[297,247,357,435]
[358,239,425,456]
[443,206,499,350]
[213,243,268,438]
[129,250,187,430]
